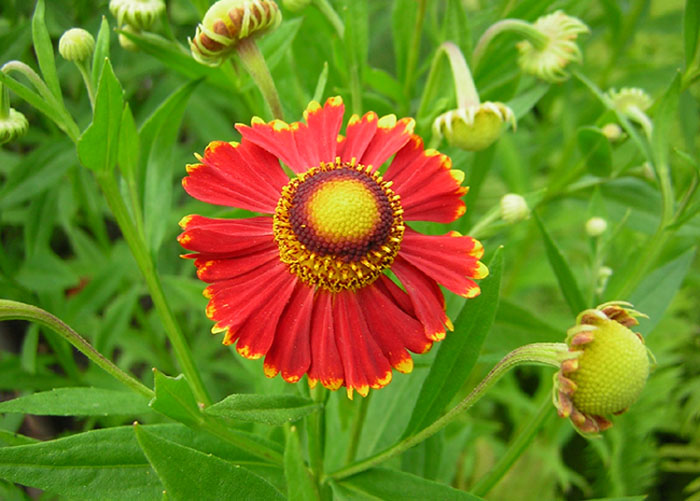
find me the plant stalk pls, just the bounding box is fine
[235,37,284,120]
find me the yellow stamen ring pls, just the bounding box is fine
[273,159,404,292]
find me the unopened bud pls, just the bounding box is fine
[585,217,607,237]
[500,193,530,224]
[607,87,652,116]
[118,25,141,51]
[0,108,29,145]
[109,0,165,31]
[189,0,282,67]
[58,28,95,63]
[601,123,622,142]
[433,102,515,152]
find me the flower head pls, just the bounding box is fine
[553,302,653,436]
[179,97,488,398]
[189,0,282,67]
[0,108,29,145]
[607,87,652,115]
[109,0,165,31]
[433,102,515,152]
[516,11,589,83]
[58,28,95,63]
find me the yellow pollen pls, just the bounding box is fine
[308,179,379,242]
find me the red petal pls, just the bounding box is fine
[193,243,280,283]
[359,116,415,170]
[177,215,273,256]
[338,111,378,163]
[307,291,344,390]
[263,282,314,382]
[391,256,451,341]
[182,140,285,213]
[398,227,487,298]
[334,291,392,398]
[236,97,345,173]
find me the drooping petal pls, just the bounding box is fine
[182,140,286,213]
[384,135,466,223]
[263,282,315,382]
[177,215,273,256]
[236,97,345,173]
[307,291,344,390]
[334,291,392,398]
[193,243,280,283]
[391,256,451,341]
[399,227,487,298]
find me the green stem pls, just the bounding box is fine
[313,0,344,39]
[0,83,9,118]
[235,37,284,120]
[472,19,548,71]
[344,391,372,464]
[75,60,96,109]
[96,171,212,406]
[307,385,327,481]
[325,343,569,481]
[471,394,552,496]
[0,299,153,399]
[403,0,427,96]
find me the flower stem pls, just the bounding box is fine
[75,60,96,110]
[403,0,427,96]
[307,385,327,484]
[344,391,372,464]
[313,0,344,39]
[96,171,212,406]
[325,343,569,481]
[0,299,153,399]
[0,83,9,118]
[472,19,548,70]
[235,37,284,120]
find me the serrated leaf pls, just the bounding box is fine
[403,248,503,437]
[577,126,613,177]
[333,468,484,500]
[534,214,587,315]
[135,425,285,501]
[31,0,61,101]
[149,371,204,427]
[284,425,319,501]
[77,59,124,173]
[0,388,151,416]
[205,394,321,426]
[0,426,161,500]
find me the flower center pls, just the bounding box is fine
[273,159,404,292]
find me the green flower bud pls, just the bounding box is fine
[0,108,29,145]
[118,24,141,52]
[109,0,165,31]
[433,102,515,152]
[608,87,652,115]
[553,302,653,436]
[500,193,530,224]
[585,217,607,237]
[601,123,623,142]
[189,0,282,67]
[58,28,96,63]
[516,11,589,83]
[282,0,311,12]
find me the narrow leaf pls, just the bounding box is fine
[149,371,203,427]
[0,71,67,133]
[92,16,111,85]
[534,214,587,315]
[404,248,503,437]
[135,425,285,501]
[577,126,613,176]
[205,394,321,426]
[651,73,681,170]
[31,0,61,100]
[684,0,700,68]
[0,388,151,416]
[118,102,140,184]
[284,425,319,501]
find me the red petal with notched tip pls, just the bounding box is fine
[263,282,314,382]
[177,215,273,256]
[391,256,451,341]
[361,117,415,170]
[307,291,344,390]
[337,111,378,163]
[236,97,345,173]
[399,227,487,298]
[334,291,392,398]
[182,140,285,213]
[193,244,280,283]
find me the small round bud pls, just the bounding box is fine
[607,87,652,115]
[601,123,623,142]
[118,25,141,52]
[500,193,530,224]
[433,102,516,152]
[516,11,589,83]
[553,302,652,436]
[109,0,165,31]
[585,217,607,237]
[58,28,96,63]
[0,108,29,145]
[189,0,282,67]
[282,0,311,12]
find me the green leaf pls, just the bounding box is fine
[534,213,587,315]
[577,126,613,177]
[442,0,472,57]
[651,73,681,170]
[77,59,124,173]
[629,247,696,336]
[0,388,151,416]
[118,102,140,185]
[150,371,204,427]
[391,0,415,82]
[0,426,162,500]
[0,72,68,136]
[333,468,484,500]
[684,0,700,68]
[134,424,285,501]
[92,16,111,85]
[506,83,550,120]
[312,62,329,103]
[284,425,319,501]
[31,0,61,101]
[403,248,503,437]
[205,394,321,426]
[0,429,38,447]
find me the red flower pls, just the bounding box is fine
[178,97,488,398]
